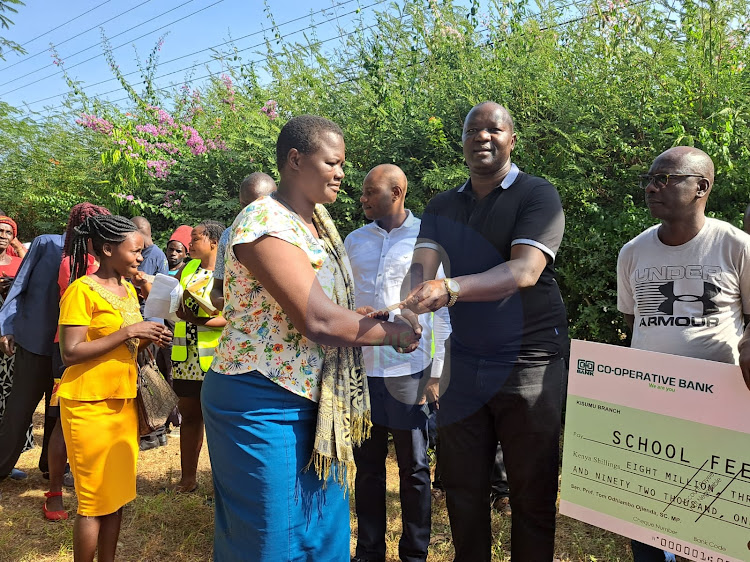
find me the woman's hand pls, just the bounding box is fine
[0,335,15,356]
[0,275,13,299]
[126,321,173,348]
[175,301,200,324]
[9,238,26,259]
[356,305,390,321]
[62,322,171,365]
[389,310,422,353]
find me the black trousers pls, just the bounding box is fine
[0,345,55,478]
[354,373,432,562]
[631,540,670,561]
[432,436,509,499]
[438,355,564,562]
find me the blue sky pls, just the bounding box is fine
[0,0,400,116]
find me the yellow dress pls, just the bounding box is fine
[57,276,142,516]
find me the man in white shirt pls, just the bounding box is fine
[618,146,750,561]
[345,164,450,562]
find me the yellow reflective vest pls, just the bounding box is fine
[171,259,222,372]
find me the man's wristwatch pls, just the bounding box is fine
[444,278,460,307]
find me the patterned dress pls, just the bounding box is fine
[0,292,33,452]
[0,356,34,452]
[211,195,340,401]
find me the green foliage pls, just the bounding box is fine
[2,0,750,344]
[0,0,25,60]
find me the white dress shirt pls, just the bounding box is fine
[344,210,451,379]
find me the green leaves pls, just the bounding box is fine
[2,0,750,345]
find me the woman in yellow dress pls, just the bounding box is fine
[58,214,172,562]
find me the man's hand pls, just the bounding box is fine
[402,279,449,314]
[391,310,422,353]
[0,334,15,356]
[420,377,440,409]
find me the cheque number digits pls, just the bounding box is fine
[658,539,734,562]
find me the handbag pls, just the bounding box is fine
[136,347,179,436]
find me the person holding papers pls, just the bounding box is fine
[617,146,750,561]
[170,220,226,493]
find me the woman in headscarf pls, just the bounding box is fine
[0,213,27,260]
[0,215,31,480]
[0,216,22,289]
[202,115,421,561]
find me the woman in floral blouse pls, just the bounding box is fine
[202,115,421,561]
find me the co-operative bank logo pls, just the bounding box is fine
[576,358,595,376]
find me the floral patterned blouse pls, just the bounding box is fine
[210,195,338,402]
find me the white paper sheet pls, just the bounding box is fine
[143,273,182,322]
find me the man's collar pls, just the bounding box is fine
[370,209,414,232]
[458,163,520,193]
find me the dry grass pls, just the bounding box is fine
[0,405,641,561]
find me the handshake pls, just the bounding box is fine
[355,279,452,354]
[356,304,422,354]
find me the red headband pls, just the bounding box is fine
[0,216,17,238]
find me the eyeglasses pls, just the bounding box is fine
[638,173,705,190]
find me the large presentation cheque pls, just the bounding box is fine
[560,340,750,562]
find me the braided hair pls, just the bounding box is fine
[69,215,138,284]
[63,203,111,256]
[197,220,225,244]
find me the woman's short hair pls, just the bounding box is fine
[275,115,344,171]
[196,220,225,244]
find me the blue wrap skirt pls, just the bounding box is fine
[201,368,350,561]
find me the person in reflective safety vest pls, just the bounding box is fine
[170,220,226,493]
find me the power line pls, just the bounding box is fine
[0,0,154,74]
[20,0,366,107]
[88,17,391,108]
[24,0,636,118]
[19,0,114,48]
[22,0,386,109]
[0,0,216,93]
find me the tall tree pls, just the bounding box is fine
[0,0,25,60]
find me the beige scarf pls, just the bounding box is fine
[306,204,371,491]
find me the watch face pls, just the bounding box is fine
[447,279,460,293]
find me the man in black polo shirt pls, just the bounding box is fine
[403,101,567,561]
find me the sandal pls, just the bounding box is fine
[43,491,69,521]
[160,483,198,494]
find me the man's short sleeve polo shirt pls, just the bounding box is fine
[417,168,567,362]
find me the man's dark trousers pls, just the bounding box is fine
[354,372,431,562]
[631,540,670,561]
[438,352,564,561]
[0,345,54,477]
